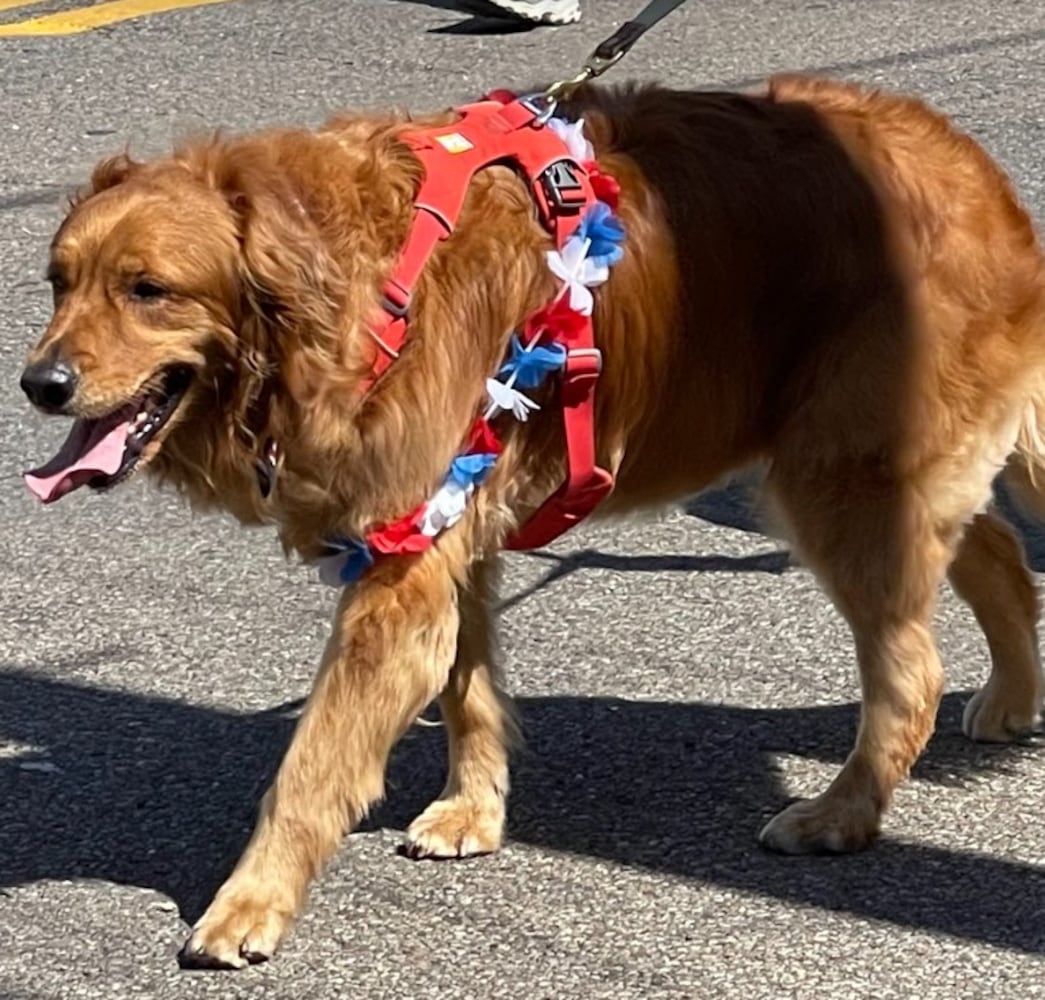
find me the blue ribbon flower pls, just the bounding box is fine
[320,536,374,586]
[577,201,626,267]
[449,452,499,488]
[498,335,567,389]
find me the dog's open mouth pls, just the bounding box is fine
[24,365,193,504]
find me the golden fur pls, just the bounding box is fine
[23,76,1045,967]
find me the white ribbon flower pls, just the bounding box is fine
[547,116,594,163]
[419,479,472,536]
[546,237,610,316]
[485,377,540,421]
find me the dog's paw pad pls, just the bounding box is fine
[759,796,878,855]
[962,682,1044,743]
[178,889,290,970]
[404,796,504,860]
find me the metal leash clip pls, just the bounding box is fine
[544,48,626,104]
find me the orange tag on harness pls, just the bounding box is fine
[435,132,474,154]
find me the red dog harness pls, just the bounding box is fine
[363,94,616,550]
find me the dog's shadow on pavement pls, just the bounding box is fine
[376,693,1045,955]
[0,670,1042,953]
[0,482,1042,953]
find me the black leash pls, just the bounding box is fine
[545,0,690,102]
[594,0,691,63]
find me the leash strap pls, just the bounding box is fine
[592,0,691,63]
[546,0,690,101]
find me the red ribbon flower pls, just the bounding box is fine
[482,89,518,105]
[584,162,621,211]
[465,417,503,456]
[367,507,431,555]
[525,293,589,346]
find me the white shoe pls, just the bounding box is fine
[457,0,581,25]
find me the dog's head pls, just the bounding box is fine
[21,152,238,503]
[20,129,425,514]
[20,115,562,551]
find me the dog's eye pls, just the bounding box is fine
[130,279,167,301]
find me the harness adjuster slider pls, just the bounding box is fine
[380,280,412,319]
[565,347,602,376]
[561,347,602,406]
[541,160,587,213]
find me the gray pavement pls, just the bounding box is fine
[1,1,1044,997]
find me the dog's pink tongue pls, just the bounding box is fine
[24,417,132,504]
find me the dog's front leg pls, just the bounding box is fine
[180,550,460,969]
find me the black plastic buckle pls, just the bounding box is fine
[541,160,586,213]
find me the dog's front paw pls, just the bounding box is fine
[759,794,880,855]
[962,677,1044,743]
[404,795,505,859]
[178,881,294,970]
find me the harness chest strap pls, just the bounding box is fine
[364,98,615,550]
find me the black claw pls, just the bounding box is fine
[177,944,246,972]
[241,949,271,966]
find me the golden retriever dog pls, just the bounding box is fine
[19,75,1045,968]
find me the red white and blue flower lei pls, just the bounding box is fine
[316,116,625,587]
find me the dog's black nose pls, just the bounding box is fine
[20,359,78,411]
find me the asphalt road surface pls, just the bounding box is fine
[1,1,1044,998]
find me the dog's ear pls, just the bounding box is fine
[227,177,342,343]
[203,146,363,474]
[216,153,350,400]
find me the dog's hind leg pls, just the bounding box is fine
[405,559,519,859]
[759,459,952,854]
[180,548,462,969]
[948,506,1044,741]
